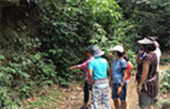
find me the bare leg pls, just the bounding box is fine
[140,107,149,109]
[149,105,154,109]
[122,101,127,109]
[114,99,119,109]
[140,105,154,109]
[84,102,88,107]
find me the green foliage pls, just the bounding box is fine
[0,5,57,107]
[161,68,170,93]
[36,0,133,85]
[0,37,56,108]
[117,0,170,48]
[160,57,170,65]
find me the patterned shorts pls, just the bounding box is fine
[90,79,110,109]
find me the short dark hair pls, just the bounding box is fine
[116,51,124,57]
[142,44,156,52]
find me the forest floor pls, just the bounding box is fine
[22,54,170,109]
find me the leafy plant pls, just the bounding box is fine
[161,68,170,93]
[160,57,170,65]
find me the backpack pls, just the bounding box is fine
[120,58,133,80]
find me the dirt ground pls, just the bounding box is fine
[56,76,139,109]
[56,65,169,109]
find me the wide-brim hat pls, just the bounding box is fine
[92,46,105,57]
[137,37,154,44]
[110,45,124,53]
[147,36,160,47]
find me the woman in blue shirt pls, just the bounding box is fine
[109,45,127,109]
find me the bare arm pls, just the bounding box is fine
[121,69,127,87]
[109,71,113,87]
[89,69,93,85]
[109,53,113,63]
[68,65,79,70]
[68,59,89,70]
[117,68,127,94]
[136,50,144,63]
[138,61,150,88]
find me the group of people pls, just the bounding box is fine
[68,36,161,109]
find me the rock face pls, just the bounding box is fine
[162,102,170,109]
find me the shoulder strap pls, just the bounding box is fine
[119,58,123,69]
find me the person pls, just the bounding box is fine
[136,46,146,64]
[88,46,110,109]
[124,56,134,82]
[122,45,134,81]
[109,45,127,109]
[147,36,162,103]
[136,37,158,109]
[147,36,162,73]
[110,45,134,82]
[68,46,94,109]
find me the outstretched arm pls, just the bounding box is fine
[68,59,89,71]
[68,65,79,71]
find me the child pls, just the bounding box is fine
[88,46,110,109]
[68,46,93,109]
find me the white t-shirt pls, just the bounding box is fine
[154,47,162,72]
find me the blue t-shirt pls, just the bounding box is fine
[112,58,127,84]
[89,57,109,80]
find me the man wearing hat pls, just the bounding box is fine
[88,46,110,109]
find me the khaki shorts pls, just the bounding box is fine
[139,90,155,108]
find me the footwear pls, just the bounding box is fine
[80,106,88,109]
[153,98,158,103]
